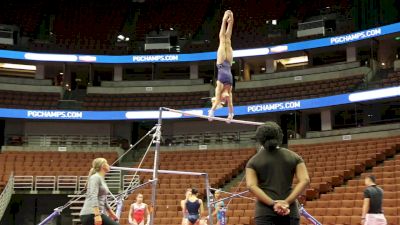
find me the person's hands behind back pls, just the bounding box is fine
[273,200,290,216]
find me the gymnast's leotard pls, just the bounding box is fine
[215,201,225,221]
[186,199,200,224]
[217,60,233,85]
[131,203,146,225]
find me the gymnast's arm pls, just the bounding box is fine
[180,200,186,215]
[246,168,275,206]
[145,204,151,225]
[284,163,310,204]
[199,199,205,217]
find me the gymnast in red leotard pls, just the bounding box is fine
[128,194,150,225]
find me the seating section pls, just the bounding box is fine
[82,91,208,110]
[0,151,118,191]
[0,0,44,37]
[0,90,60,109]
[135,0,212,40]
[118,149,256,225]
[303,154,400,225]
[0,0,355,53]
[291,136,399,199]
[235,75,364,105]
[382,71,400,87]
[27,0,129,54]
[221,0,286,49]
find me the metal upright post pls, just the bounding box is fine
[150,107,163,225]
[205,173,213,225]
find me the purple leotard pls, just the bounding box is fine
[217,60,233,85]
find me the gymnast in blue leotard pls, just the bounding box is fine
[209,10,234,121]
[183,188,204,225]
[212,190,225,225]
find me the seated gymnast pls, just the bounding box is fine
[209,10,234,121]
[128,193,150,225]
[183,188,205,225]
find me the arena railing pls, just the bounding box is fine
[0,173,14,221]
[13,170,122,193]
[13,175,34,191]
[23,135,114,147]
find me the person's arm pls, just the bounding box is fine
[181,200,186,215]
[86,175,102,224]
[362,197,370,223]
[245,168,275,206]
[199,199,205,217]
[107,207,118,221]
[182,200,187,217]
[284,162,310,204]
[145,204,151,225]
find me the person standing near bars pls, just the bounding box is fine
[246,122,310,225]
[80,158,120,225]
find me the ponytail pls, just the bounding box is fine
[85,158,107,188]
[88,167,96,177]
[255,122,283,152]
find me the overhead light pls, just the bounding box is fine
[272,20,277,25]
[59,72,64,75]
[117,34,125,40]
[0,63,36,71]
[170,27,174,31]
[261,67,266,71]
[381,62,385,66]
[326,6,330,9]
[125,37,130,41]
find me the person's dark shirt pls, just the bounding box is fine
[246,147,304,218]
[364,185,384,214]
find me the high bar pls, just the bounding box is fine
[162,107,264,126]
[110,166,207,176]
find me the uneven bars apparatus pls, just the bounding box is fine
[300,207,322,225]
[163,107,264,126]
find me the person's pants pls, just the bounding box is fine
[365,214,387,225]
[254,215,299,225]
[80,214,120,225]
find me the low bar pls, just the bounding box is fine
[163,107,264,126]
[37,209,61,225]
[300,207,322,225]
[110,166,207,176]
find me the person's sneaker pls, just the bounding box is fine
[208,110,214,121]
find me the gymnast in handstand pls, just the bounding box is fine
[209,10,234,121]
